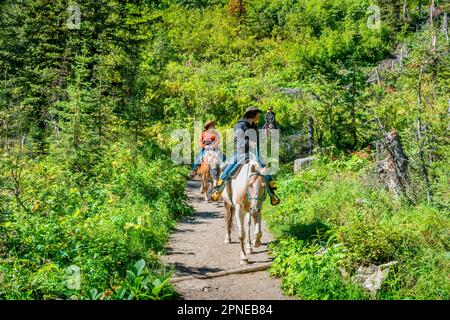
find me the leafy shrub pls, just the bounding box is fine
[337,221,414,268]
[265,157,449,300]
[0,140,192,300]
[269,238,368,300]
[88,259,174,300]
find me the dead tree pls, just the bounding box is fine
[307,117,314,155]
[416,65,432,203]
[376,128,409,196]
[430,0,436,28]
[402,1,410,21]
[430,0,437,51]
[444,13,449,43]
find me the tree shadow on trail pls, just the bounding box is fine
[179,210,222,225]
[171,263,223,276]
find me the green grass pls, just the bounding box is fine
[265,156,450,300]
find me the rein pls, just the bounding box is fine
[246,170,268,202]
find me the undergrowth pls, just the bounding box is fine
[265,156,449,300]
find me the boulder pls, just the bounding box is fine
[294,157,317,174]
[355,261,398,298]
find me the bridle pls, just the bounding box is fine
[246,170,268,202]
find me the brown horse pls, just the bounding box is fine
[198,149,221,201]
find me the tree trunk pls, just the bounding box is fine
[430,0,435,28]
[402,2,409,21]
[444,13,449,43]
[417,66,432,203]
[376,128,409,197]
[351,73,357,148]
[307,116,314,155]
[376,67,381,85]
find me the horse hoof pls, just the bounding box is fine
[246,248,253,254]
[253,240,261,248]
[224,238,231,244]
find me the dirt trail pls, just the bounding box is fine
[161,179,293,300]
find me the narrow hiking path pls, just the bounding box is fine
[161,178,294,300]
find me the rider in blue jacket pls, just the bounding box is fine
[209,107,280,206]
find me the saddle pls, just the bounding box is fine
[223,154,249,180]
[229,164,244,179]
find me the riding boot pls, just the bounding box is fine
[268,180,280,206]
[268,180,277,190]
[269,191,280,206]
[216,178,224,188]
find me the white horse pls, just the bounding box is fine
[198,148,221,201]
[221,159,268,265]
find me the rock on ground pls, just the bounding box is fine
[294,157,317,174]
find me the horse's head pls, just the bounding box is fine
[247,162,268,217]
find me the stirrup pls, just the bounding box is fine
[270,194,281,206]
[208,180,226,201]
[210,190,221,201]
[208,186,222,201]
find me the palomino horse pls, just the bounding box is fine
[221,158,268,265]
[198,148,221,201]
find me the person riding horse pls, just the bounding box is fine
[189,120,225,179]
[209,107,280,206]
[262,106,278,130]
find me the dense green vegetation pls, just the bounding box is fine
[1,0,448,299]
[0,134,192,299]
[266,157,449,299]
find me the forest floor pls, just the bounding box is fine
[161,178,293,300]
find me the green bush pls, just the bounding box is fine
[0,140,192,300]
[265,157,449,300]
[269,238,368,300]
[88,259,174,300]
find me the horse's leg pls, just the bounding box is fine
[204,173,209,201]
[245,211,252,254]
[235,206,248,264]
[252,212,262,248]
[199,170,205,194]
[223,202,232,244]
[200,167,209,201]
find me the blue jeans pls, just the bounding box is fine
[220,152,272,181]
[192,149,206,171]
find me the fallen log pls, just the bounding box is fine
[170,262,273,283]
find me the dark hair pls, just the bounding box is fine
[245,111,261,119]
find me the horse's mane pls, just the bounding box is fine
[203,149,220,163]
[247,159,263,174]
